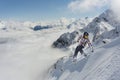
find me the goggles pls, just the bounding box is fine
[84,35,88,39]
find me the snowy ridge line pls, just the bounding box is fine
[82,51,114,80]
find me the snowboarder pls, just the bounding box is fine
[73,32,94,58]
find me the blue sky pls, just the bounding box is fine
[0,0,109,21]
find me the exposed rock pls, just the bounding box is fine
[53,31,79,48]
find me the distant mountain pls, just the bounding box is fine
[33,25,52,31]
[0,18,76,31]
[67,17,92,30]
[0,20,36,31]
[0,21,5,30]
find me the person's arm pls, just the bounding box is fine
[77,35,82,42]
[87,39,94,52]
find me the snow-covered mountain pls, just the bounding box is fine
[92,9,120,44]
[67,17,92,30]
[47,37,120,80]
[84,10,117,33]
[52,9,120,49]
[83,10,120,43]
[46,9,120,80]
[52,17,92,48]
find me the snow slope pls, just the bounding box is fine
[47,9,120,80]
[47,32,120,80]
[70,37,120,80]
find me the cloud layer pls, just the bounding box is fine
[68,0,109,13]
[110,0,120,16]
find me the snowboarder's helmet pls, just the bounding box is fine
[83,32,89,39]
[83,32,89,36]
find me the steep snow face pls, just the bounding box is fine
[96,10,120,39]
[71,37,120,80]
[82,10,120,43]
[84,10,116,35]
[94,26,120,45]
[47,9,120,80]
[92,10,120,45]
[47,35,120,80]
[99,10,120,27]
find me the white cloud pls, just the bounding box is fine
[68,0,120,20]
[68,0,109,13]
[110,0,120,17]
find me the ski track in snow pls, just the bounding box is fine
[83,51,120,80]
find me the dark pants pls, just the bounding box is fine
[73,45,84,58]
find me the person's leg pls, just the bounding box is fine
[79,45,87,56]
[73,45,81,58]
[79,45,84,55]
